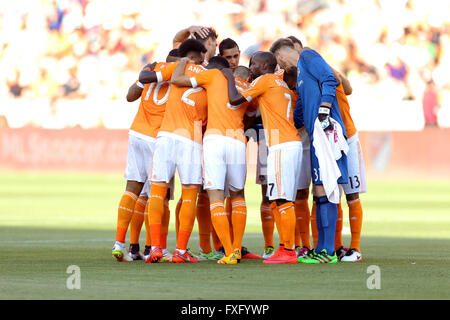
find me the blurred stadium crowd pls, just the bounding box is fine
[0,0,449,129]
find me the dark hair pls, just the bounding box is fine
[269,38,295,54]
[287,35,303,48]
[167,49,179,57]
[219,38,239,55]
[258,52,278,73]
[233,66,250,80]
[207,56,230,69]
[178,39,207,57]
[193,27,218,42]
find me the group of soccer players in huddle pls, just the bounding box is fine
[111,25,366,265]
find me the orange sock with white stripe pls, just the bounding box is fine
[271,201,284,245]
[161,199,170,250]
[147,184,168,247]
[115,191,138,244]
[335,202,344,251]
[231,197,247,250]
[196,192,212,253]
[210,201,233,256]
[278,202,296,250]
[348,199,363,252]
[310,202,318,248]
[175,197,182,242]
[177,186,199,251]
[144,201,151,246]
[294,198,311,249]
[225,197,234,245]
[260,203,274,248]
[129,196,147,245]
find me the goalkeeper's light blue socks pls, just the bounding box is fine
[314,196,337,255]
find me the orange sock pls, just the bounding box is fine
[310,202,318,248]
[225,197,233,244]
[129,196,147,245]
[176,186,199,251]
[210,201,233,256]
[115,191,138,243]
[231,197,247,250]
[175,197,182,242]
[335,202,344,251]
[260,203,274,248]
[161,199,170,250]
[295,199,311,249]
[211,226,222,251]
[144,201,151,246]
[348,199,363,252]
[147,184,168,247]
[278,202,296,250]
[196,191,212,253]
[271,202,284,245]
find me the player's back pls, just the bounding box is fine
[336,83,357,139]
[159,63,207,144]
[246,73,300,147]
[130,62,170,138]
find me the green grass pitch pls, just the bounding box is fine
[0,171,449,299]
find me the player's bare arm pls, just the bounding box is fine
[138,62,159,84]
[126,83,143,102]
[221,68,247,105]
[170,58,193,87]
[173,25,209,47]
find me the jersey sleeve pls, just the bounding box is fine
[155,62,179,82]
[241,75,269,103]
[189,69,214,88]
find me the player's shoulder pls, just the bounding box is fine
[234,76,250,90]
[300,48,321,63]
[186,63,207,75]
[155,61,178,71]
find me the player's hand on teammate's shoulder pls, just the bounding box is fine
[142,62,157,72]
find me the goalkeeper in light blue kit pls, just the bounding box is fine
[271,39,349,264]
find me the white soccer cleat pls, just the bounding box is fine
[340,248,362,262]
[160,249,173,263]
[128,251,144,261]
[262,246,275,260]
[112,242,133,262]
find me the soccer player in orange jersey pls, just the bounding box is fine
[222,51,302,264]
[111,51,179,262]
[139,39,208,263]
[219,38,240,70]
[171,55,255,265]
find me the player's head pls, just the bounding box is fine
[206,56,229,70]
[219,38,240,70]
[270,38,299,71]
[178,39,207,65]
[166,49,180,62]
[248,51,277,78]
[233,66,251,82]
[287,35,303,53]
[193,27,218,61]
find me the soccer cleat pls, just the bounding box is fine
[340,248,362,262]
[217,252,238,265]
[209,250,225,260]
[234,248,242,263]
[186,248,199,260]
[296,246,310,258]
[145,246,163,263]
[263,249,297,264]
[160,250,173,263]
[241,246,261,259]
[112,242,133,262]
[299,249,338,264]
[262,246,275,260]
[172,249,200,263]
[128,244,144,261]
[336,246,349,261]
[197,249,218,261]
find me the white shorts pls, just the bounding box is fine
[150,132,203,185]
[266,141,303,202]
[256,134,268,185]
[297,128,312,191]
[342,133,367,194]
[203,134,247,191]
[124,132,155,183]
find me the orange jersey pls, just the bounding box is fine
[336,83,357,138]
[241,73,300,147]
[130,62,169,138]
[158,62,208,144]
[190,69,253,143]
